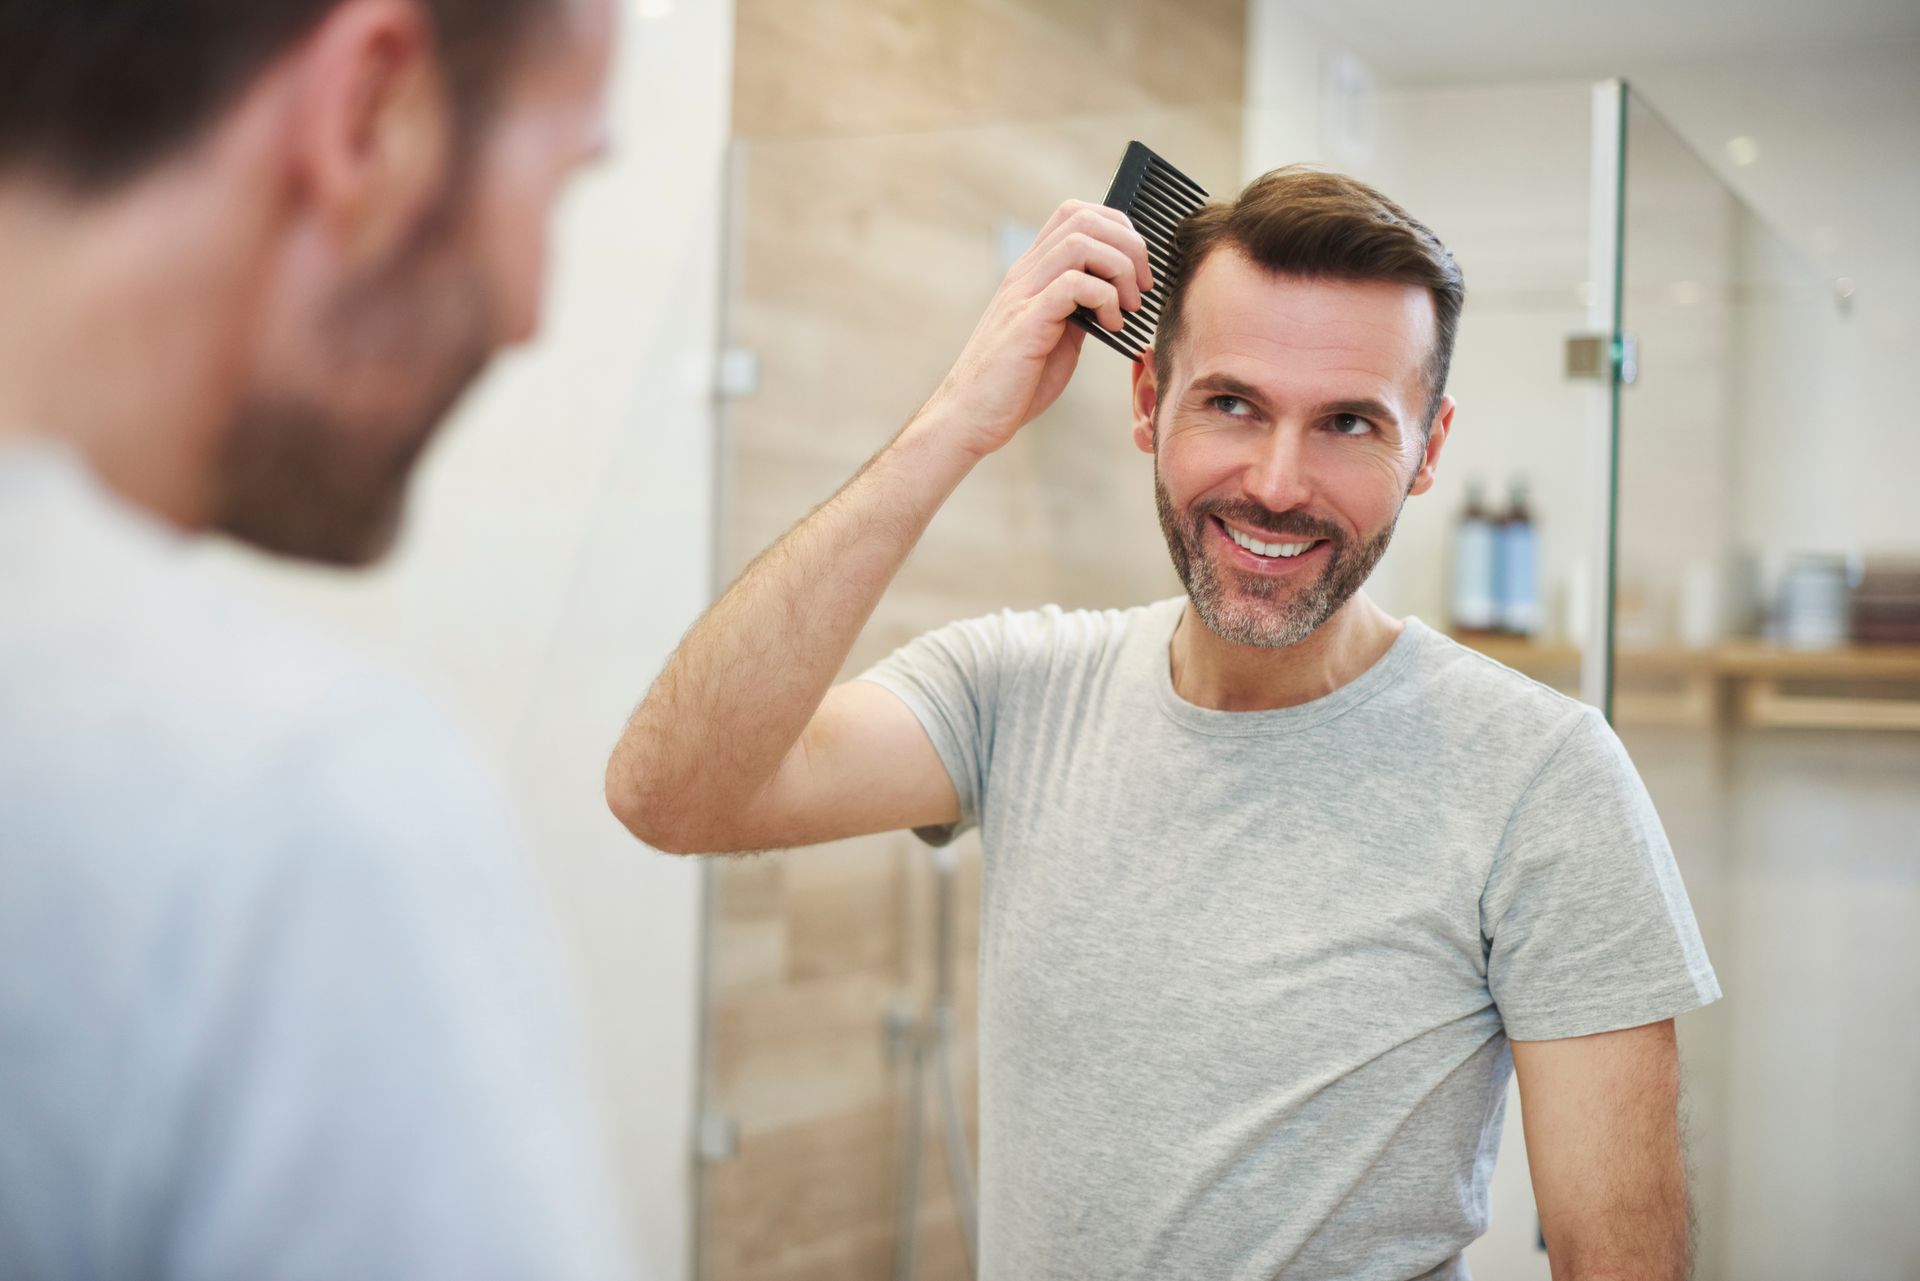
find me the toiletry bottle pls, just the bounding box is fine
[1451,480,1496,632]
[1497,478,1540,636]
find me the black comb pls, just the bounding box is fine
[1070,141,1210,362]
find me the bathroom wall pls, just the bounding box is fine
[702,2,1245,1278]
[194,2,737,1274]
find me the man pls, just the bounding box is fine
[0,1,630,1276]
[608,168,1720,1278]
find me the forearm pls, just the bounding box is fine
[606,406,978,847]
[1547,1152,1691,1281]
[1549,1194,1690,1281]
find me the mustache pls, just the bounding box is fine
[1190,499,1344,545]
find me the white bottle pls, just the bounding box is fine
[1496,479,1540,636]
[1451,481,1497,632]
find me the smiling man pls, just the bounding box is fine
[608,167,1720,1280]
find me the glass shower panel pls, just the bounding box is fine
[1611,86,1917,1281]
[1610,87,1762,1281]
[1610,89,1831,716]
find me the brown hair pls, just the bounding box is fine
[1152,165,1465,429]
[0,0,557,193]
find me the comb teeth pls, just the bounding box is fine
[1072,141,1210,363]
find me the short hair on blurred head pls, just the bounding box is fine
[1152,165,1466,430]
[0,0,555,193]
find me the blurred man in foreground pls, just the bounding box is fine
[0,0,630,1275]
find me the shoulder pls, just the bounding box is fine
[0,463,510,898]
[874,598,1171,682]
[938,597,1177,671]
[1398,619,1603,772]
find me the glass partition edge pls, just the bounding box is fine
[1584,79,1627,720]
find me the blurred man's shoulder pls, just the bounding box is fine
[0,441,494,883]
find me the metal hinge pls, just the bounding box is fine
[1616,333,1639,385]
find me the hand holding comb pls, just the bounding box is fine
[1070,141,1211,362]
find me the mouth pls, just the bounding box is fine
[1209,516,1330,575]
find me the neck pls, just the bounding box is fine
[1169,590,1405,712]
[0,163,270,530]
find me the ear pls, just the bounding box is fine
[1407,394,1455,496]
[290,0,455,266]
[1130,351,1160,455]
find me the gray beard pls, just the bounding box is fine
[1153,460,1402,649]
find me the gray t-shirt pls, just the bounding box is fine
[859,597,1720,1281]
[0,441,631,1280]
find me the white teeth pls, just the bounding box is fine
[1226,525,1316,559]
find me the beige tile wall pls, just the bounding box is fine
[703,4,1246,1278]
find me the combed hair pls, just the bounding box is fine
[1153,165,1466,427]
[0,0,551,192]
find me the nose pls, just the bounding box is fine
[1242,423,1314,514]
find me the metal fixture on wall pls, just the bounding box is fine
[887,845,979,1281]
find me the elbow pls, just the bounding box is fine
[604,759,703,856]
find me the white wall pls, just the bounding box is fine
[197,3,734,1275]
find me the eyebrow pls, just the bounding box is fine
[1186,375,1404,429]
[1317,397,1402,427]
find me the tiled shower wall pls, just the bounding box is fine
[700,3,1247,1278]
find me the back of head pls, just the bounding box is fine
[0,0,605,569]
[0,0,548,193]
[1153,165,1465,429]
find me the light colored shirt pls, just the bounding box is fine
[860,597,1720,1281]
[0,441,631,1281]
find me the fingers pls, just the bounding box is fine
[1028,232,1145,314]
[1032,197,1131,245]
[1035,269,1125,334]
[1021,201,1155,297]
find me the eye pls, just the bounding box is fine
[1329,412,1374,437]
[1211,395,1254,417]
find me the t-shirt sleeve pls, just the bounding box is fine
[853,610,1020,847]
[1481,705,1722,1042]
[148,683,632,1281]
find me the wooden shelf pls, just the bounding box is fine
[1448,634,1920,733]
[1709,642,1920,681]
[1740,681,1920,732]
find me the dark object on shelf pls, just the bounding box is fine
[1070,141,1210,362]
[1851,555,1920,645]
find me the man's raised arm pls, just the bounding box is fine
[605,200,1152,855]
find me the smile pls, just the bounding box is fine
[1216,517,1324,560]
